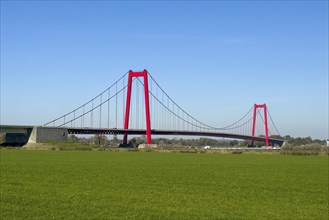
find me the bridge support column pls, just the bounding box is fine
[123,70,152,144]
[251,104,269,146]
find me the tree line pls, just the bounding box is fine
[68,134,326,148]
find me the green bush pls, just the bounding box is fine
[281,143,326,156]
[232,151,243,154]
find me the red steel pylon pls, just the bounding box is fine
[123,70,152,144]
[251,104,269,146]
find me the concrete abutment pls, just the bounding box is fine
[0,126,68,146]
[28,127,68,143]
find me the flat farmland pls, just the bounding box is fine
[1,150,328,219]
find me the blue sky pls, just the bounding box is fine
[1,1,328,139]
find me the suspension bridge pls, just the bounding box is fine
[41,69,283,147]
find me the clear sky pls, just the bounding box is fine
[1,1,328,139]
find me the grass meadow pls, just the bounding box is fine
[1,149,328,219]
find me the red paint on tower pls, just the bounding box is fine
[123,70,152,144]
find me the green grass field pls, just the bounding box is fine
[1,150,328,219]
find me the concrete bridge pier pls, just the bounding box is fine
[28,127,68,143]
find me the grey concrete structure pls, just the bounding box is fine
[28,127,68,143]
[0,125,34,145]
[138,144,158,149]
[0,125,68,145]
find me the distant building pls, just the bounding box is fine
[326,139,329,147]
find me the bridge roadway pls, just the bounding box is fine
[68,128,285,146]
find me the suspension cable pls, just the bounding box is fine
[56,79,135,127]
[44,71,129,126]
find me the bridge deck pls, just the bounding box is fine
[68,128,284,146]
